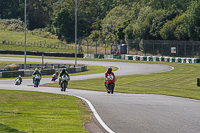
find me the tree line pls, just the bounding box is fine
[1,0,200,42]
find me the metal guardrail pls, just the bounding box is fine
[17,64,85,69]
[0,64,87,78]
[0,50,84,58]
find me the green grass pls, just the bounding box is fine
[0,123,25,133]
[1,55,200,100]
[0,44,75,53]
[0,30,61,44]
[0,90,90,133]
[0,29,76,53]
[0,29,109,53]
[44,62,200,100]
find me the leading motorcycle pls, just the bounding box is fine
[60,74,68,92]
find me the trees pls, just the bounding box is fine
[0,0,24,19]
[53,8,74,42]
[101,5,131,39]
[160,13,188,40]
[1,0,200,41]
[187,1,200,41]
[27,0,55,30]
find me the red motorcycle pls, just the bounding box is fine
[105,74,116,94]
[51,73,58,81]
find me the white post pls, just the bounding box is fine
[75,0,77,66]
[24,0,27,70]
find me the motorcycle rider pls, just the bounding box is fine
[104,67,116,89]
[32,68,42,83]
[16,75,22,84]
[55,71,59,77]
[52,71,59,81]
[59,68,70,85]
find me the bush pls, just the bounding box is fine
[0,19,24,31]
[28,28,58,39]
[5,64,19,71]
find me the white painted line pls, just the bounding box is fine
[70,94,115,133]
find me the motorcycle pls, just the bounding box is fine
[33,74,41,87]
[60,74,68,92]
[106,74,115,94]
[51,74,58,81]
[15,78,21,85]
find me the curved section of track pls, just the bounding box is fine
[1,57,200,133]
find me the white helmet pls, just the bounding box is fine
[19,75,21,78]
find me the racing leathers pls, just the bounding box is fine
[32,71,42,83]
[59,71,70,85]
[104,71,116,88]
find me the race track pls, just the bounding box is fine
[0,57,200,133]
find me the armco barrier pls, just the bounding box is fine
[195,58,200,63]
[143,56,147,61]
[121,54,125,60]
[156,57,160,61]
[113,55,121,59]
[0,65,87,78]
[83,53,200,64]
[94,54,104,59]
[18,64,76,69]
[0,50,84,58]
[75,67,81,73]
[84,54,95,58]
[2,71,24,78]
[133,55,139,60]
[182,58,186,63]
[161,57,165,62]
[81,66,87,72]
[104,55,113,59]
[125,55,132,60]
[41,69,55,75]
[24,70,34,76]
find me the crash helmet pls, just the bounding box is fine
[35,68,39,72]
[62,68,66,73]
[56,71,59,76]
[18,75,21,78]
[108,67,112,73]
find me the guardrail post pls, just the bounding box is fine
[96,40,97,55]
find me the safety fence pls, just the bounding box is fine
[84,54,200,64]
[124,55,200,63]
[78,39,200,57]
[16,63,86,70]
[2,39,200,57]
[0,64,87,78]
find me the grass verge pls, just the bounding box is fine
[1,55,200,100]
[0,90,90,133]
[44,62,200,100]
[0,30,61,44]
[0,44,75,53]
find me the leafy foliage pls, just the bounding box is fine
[0,19,24,31]
[1,0,200,42]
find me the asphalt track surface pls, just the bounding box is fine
[0,57,200,133]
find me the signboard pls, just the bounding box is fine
[171,47,176,53]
